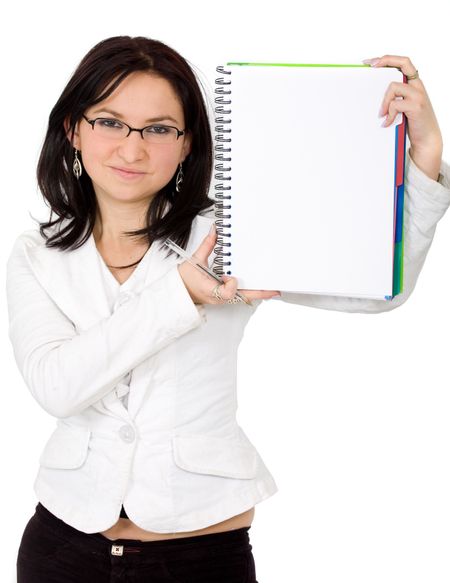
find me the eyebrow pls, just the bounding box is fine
[91,108,179,125]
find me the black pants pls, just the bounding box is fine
[17,502,258,582]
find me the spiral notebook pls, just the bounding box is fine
[212,63,407,300]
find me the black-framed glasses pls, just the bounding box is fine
[82,114,186,145]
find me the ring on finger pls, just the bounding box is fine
[212,283,225,301]
[211,283,242,304]
[406,69,419,81]
[376,60,419,82]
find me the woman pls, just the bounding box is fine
[7,36,450,582]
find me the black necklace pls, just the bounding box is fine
[106,243,151,270]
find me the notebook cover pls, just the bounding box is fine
[214,62,406,299]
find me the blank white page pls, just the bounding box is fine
[223,64,404,299]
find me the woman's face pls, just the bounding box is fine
[68,71,191,206]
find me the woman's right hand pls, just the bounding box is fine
[177,224,281,305]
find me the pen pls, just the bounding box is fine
[163,237,253,306]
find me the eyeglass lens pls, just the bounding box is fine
[92,118,179,143]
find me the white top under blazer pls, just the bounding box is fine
[6,150,450,533]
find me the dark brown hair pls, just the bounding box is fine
[36,36,214,257]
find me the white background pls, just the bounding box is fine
[1,0,449,581]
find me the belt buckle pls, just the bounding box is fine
[111,544,124,556]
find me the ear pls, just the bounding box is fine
[181,131,192,163]
[63,116,81,150]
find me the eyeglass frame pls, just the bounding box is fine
[81,114,186,142]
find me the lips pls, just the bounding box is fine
[110,166,146,179]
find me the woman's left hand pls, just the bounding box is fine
[363,55,443,181]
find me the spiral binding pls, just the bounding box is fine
[213,65,232,276]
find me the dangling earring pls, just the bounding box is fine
[175,162,184,193]
[73,148,83,179]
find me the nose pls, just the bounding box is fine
[116,130,147,163]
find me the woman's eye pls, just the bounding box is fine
[145,125,169,134]
[98,119,123,129]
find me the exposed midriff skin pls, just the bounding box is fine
[99,507,255,541]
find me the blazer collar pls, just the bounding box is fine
[23,212,213,331]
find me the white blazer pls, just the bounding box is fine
[6,150,450,534]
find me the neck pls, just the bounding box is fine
[93,204,148,250]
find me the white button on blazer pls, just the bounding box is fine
[6,150,450,534]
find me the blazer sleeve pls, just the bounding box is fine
[276,148,450,313]
[6,238,204,419]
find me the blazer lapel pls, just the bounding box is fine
[23,209,215,328]
[23,223,111,331]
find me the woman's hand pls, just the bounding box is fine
[177,225,281,305]
[363,55,443,181]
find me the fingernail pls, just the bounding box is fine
[381,117,389,127]
[209,223,216,235]
[363,58,381,66]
